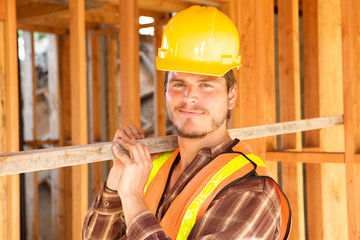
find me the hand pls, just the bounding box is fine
[112,138,152,198]
[105,126,146,191]
[110,126,153,225]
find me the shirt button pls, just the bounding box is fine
[103,201,109,207]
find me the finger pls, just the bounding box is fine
[112,144,132,164]
[128,125,145,139]
[118,138,144,163]
[113,128,130,141]
[120,138,151,165]
[122,126,138,140]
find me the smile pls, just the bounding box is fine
[179,109,204,116]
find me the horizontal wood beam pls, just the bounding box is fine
[0,115,344,176]
[17,23,68,35]
[266,151,360,164]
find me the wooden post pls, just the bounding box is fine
[341,0,360,238]
[226,0,278,179]
[317,1,348,239]
[56,35,71,240]
[69,0,88,238]
[302,1,322,239]
[0,0,20,239]
[90,34,103,196]
[106,33,119,138]
[154,21,166,136]
[119,0,140,127]
[278,1,305,239]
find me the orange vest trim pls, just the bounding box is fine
[143,141,291,239]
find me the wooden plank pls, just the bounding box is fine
[69,0,88,239]
[107,0,192,13]
[317,1,348,239]
[17,23,68,36]
[119,0,140,127]
[301,1,323,238]
[1,0,20,238]
[266,151,345,164]
[90,34,103,197]
[25,172,38,240]
[51,34,66,240]
[278,0,305,239]
[0,0,5,20]
[0,115,344,176]
[253,0,277,179]
[341,0,360,238]
[16,2,68,21]
[154,21,166,136]
[106,33,119,138]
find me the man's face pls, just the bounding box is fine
[165,71,237,139]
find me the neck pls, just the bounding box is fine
[177,124,231,172]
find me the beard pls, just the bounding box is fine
[167,103,229,139]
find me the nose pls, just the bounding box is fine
[184,85,199,104]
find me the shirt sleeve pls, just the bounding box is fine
[82,183,127,240]
[126,178,282,240]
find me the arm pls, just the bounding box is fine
[82,183,126,240]
[125,178,281,240]
[82,125,152,239]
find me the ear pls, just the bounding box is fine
[228,84,238,110]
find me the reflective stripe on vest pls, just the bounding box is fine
[177,153,265,239]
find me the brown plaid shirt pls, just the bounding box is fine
[83,139,282,239]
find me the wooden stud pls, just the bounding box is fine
[106,33,119,138]
[0,0,20,238]
[317,1,348,239]
[226,0,278,179]
[341,0,360,238]
[69,0,88,238]
[302,1,323,238]
[90,34,103,196]
[0,0,5,20]
[253,0,278,180]
[154,21,166,136]
[119,0,141,127]
[278,0,305,239]
[53,34,70,240]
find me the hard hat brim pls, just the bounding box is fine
[156,56,242,76]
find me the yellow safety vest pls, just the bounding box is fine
[144,141,291,239]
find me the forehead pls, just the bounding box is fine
[167,71,224,83]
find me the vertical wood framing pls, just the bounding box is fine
[52,35,70,240]
[225,0,278,178]
[106,33,119,138]
[302,1,323,239]
[317,1,347,239]
[90,34,103,197]
[154,22,166,136]
[278,1,305,239]
[0,0,20,239]
[341,0,360,238]
[253,0,277,179]
[69,0,88,238]
[119,0,140,127]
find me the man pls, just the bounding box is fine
[83,5,291,240]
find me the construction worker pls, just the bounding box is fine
[83,5,291,240]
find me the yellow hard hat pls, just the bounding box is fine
[156,5,242,76]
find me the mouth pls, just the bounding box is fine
[178,109,205,117]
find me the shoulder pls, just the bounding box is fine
[212,177,281,214]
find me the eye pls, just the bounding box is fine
[173,83,184,88]
[200,83,212,88]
